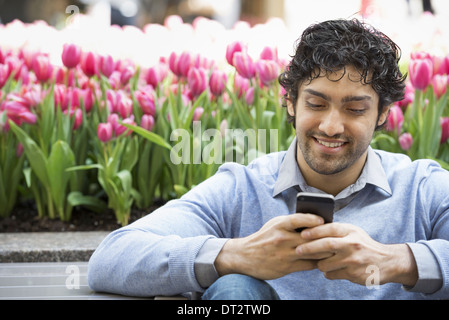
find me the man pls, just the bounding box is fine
[88,19,449,300]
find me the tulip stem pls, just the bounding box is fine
[46,186,55,219]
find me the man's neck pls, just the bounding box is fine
[296,150,368,197]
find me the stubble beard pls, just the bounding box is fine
[297,131,368,176]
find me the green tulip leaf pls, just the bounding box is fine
[9,121,50,187]
[121,122,172,150]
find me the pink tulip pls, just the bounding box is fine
[61,43,82,69]
[187,67,207,97]
[233,51,255,79]
[140,114,154,131]
[0,47,4,64]
[168,52,181,77]
[411,52,431,60]
[106,89,118,113]
[135,88,155,116]
[16,109,37,125]
[234,73,250,98]
[108,71,121,90]
[22,85,43,108]
[226,41,245,67]
[82,88,94,113]
[397,82,415,108]
[193,107,204,121]
[115,116,135,137]
[169,51,192,78]
[65,107,83,130]
[193,53,214,71]
[219,119,228,137]
[99,54,114,78]
[441,117,449,144]
[54,84,70,111]
[107,113,120,129]
[18,47,35,69]
[97,122,113,142]
[399,133,413,151]
[70,88,82,108]
[120,64,135,86]
[81,51,98,77]
[443,56,449,75]
[32,54,53,83]
[256,59,280,85]
[431,74,448,99]
[73,108,83,130]
[0,64,9,89]
[209,69,227,97]
[178,52,193,77]
[260,46,278,61]
[70,87,93,112]
[245,87,255,105]
[409,57,433,91]
[431,55,449,75]
[116,91,133,118]
[14,63,29,84]
[146,63,168,88]
[2,98,37,127]
[5,55,21,80]
[386,105,404,135]
[54,66,66,84]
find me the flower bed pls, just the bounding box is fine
[1,15,448,227]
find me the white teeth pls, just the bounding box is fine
[317,139,344,148]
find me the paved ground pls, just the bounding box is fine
[0,232,109,263]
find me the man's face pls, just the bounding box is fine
[287,66,388,177]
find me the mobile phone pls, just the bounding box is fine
[295,192,335,232]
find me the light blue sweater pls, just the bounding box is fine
[88,141,449,300]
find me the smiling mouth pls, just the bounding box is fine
[315,138,346,148]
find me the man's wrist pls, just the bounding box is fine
[214,238,241,277]
[383,244,418,287]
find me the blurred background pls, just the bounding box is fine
[1,0,448,30]
[0,0,448,66]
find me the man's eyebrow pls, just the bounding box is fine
[303,89,331,101]
[341,95,372,103]
[303,89,372,103]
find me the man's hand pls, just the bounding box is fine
[296,223,419,287]
[214,214,328,280]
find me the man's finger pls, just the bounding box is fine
[300,222,351,239]
[284,213,324,232]
[296,237,341,257]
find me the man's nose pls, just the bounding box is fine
[318,109,345,137]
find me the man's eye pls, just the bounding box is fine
[306,102,324,109]
[349,109,366,114]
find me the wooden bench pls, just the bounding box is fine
[0,261,188,300]
[0,233,188,300]
[0,261,153,300]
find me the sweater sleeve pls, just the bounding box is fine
[405,243,443,293]
[87,168,239,297]
[412,162,449,299]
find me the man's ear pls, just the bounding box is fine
[287,98,295,117]
[378,105,390,127]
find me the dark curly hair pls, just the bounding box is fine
[278,19,406,130]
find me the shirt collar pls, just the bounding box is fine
[272,138,392,198]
